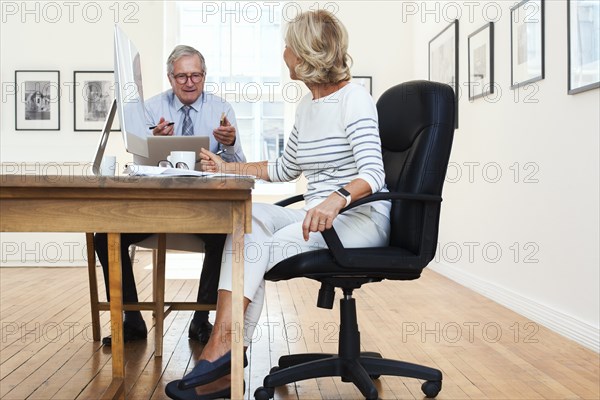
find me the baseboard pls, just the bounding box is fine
[429,262,600,353]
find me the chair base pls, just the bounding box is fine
[256,352,441,400]
[254,294,442,400]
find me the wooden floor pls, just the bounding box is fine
[1,252,598,400]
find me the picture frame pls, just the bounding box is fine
[74,71,120,131]
[429,20,459,128]
[568,0,600,94]
[510,0,545,89]
[352,76,372,95]
[15,70,60,131]
[468,22,495,101]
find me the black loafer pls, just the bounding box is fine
[166,379,245,400]
[188,320,213,344]
[178,351,249,390]
[102,319,147,346]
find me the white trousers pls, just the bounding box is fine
[218,202,390,345]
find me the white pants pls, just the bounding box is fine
[218,202,390,345]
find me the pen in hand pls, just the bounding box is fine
[148,121,174,130]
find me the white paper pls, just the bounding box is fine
[124,164,254,179]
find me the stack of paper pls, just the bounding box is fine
[124,164,254,179]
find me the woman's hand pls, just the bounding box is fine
[302,194,346,241]
[199,148,225,173]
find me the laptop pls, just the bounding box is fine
[132,136,210,169]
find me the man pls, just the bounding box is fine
[95,45,246,346]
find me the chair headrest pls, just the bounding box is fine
[377,80,455,152]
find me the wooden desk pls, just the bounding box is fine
[0,174,253,399]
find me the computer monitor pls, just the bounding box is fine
[114,24,149,158]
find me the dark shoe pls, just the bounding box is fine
[165,380,244,400]
[188,320,213,344]
[178,351,248,390]
[102,319,147,346]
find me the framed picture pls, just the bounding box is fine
[510,0,545,89]
[568,0,600,94]
[74,71,120,131]
[352,76,372,95]
[468,22,495,101]
[429,20,459,128]
[15,70,60,131]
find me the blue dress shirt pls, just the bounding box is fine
[145,90,246,162]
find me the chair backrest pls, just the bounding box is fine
[376,80,455,260]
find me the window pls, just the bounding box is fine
[175,1,296,194]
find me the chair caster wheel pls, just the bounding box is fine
[421,380,442,398]
[369,374,381,380]
[254,386,274,400]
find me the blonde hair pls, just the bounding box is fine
[285,10,352,84]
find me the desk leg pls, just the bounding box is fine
[231,206,245,400]
[107,233,125,399]
[86,232,101,341]
[154,233,166,357]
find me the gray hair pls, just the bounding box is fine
[166,45,207,75]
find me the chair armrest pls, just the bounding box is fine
[274,194,305,207]
[323,191,442,268]
[339,191,441,214]
[276,192,439,210]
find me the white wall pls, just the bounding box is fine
[409,0,599,351]
[1,1,598,351]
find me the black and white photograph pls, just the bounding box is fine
[429,20,459,127]
[568,0,600,94]
[469,22,494,100]
[15,70,60,130]
[352,76,372,95]
[510,0,545,89]
[74,71,119,131]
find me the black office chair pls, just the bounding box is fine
[254,80,456,400]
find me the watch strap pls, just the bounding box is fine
[334,188,351,207]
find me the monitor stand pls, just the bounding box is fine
[91,99,117,176]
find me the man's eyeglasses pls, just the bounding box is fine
[171,72,205,84]
[158,160,189,169]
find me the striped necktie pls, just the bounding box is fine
[182,105,193,136]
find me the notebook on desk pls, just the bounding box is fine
[133,136,210,169]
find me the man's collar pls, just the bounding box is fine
[172,91,205,111]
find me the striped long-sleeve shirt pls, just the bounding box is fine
[268,83,390,217]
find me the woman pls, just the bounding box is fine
[166,9,391,400]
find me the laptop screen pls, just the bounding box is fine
[133,136,210,170]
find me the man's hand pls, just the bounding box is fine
[152,117,174,136]
[213,115,236,146]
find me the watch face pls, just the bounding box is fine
[338,188,351,197]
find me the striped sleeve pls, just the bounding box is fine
[344,91,386,193]
[267,125,303,182]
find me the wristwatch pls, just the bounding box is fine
[334,188,352,207]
